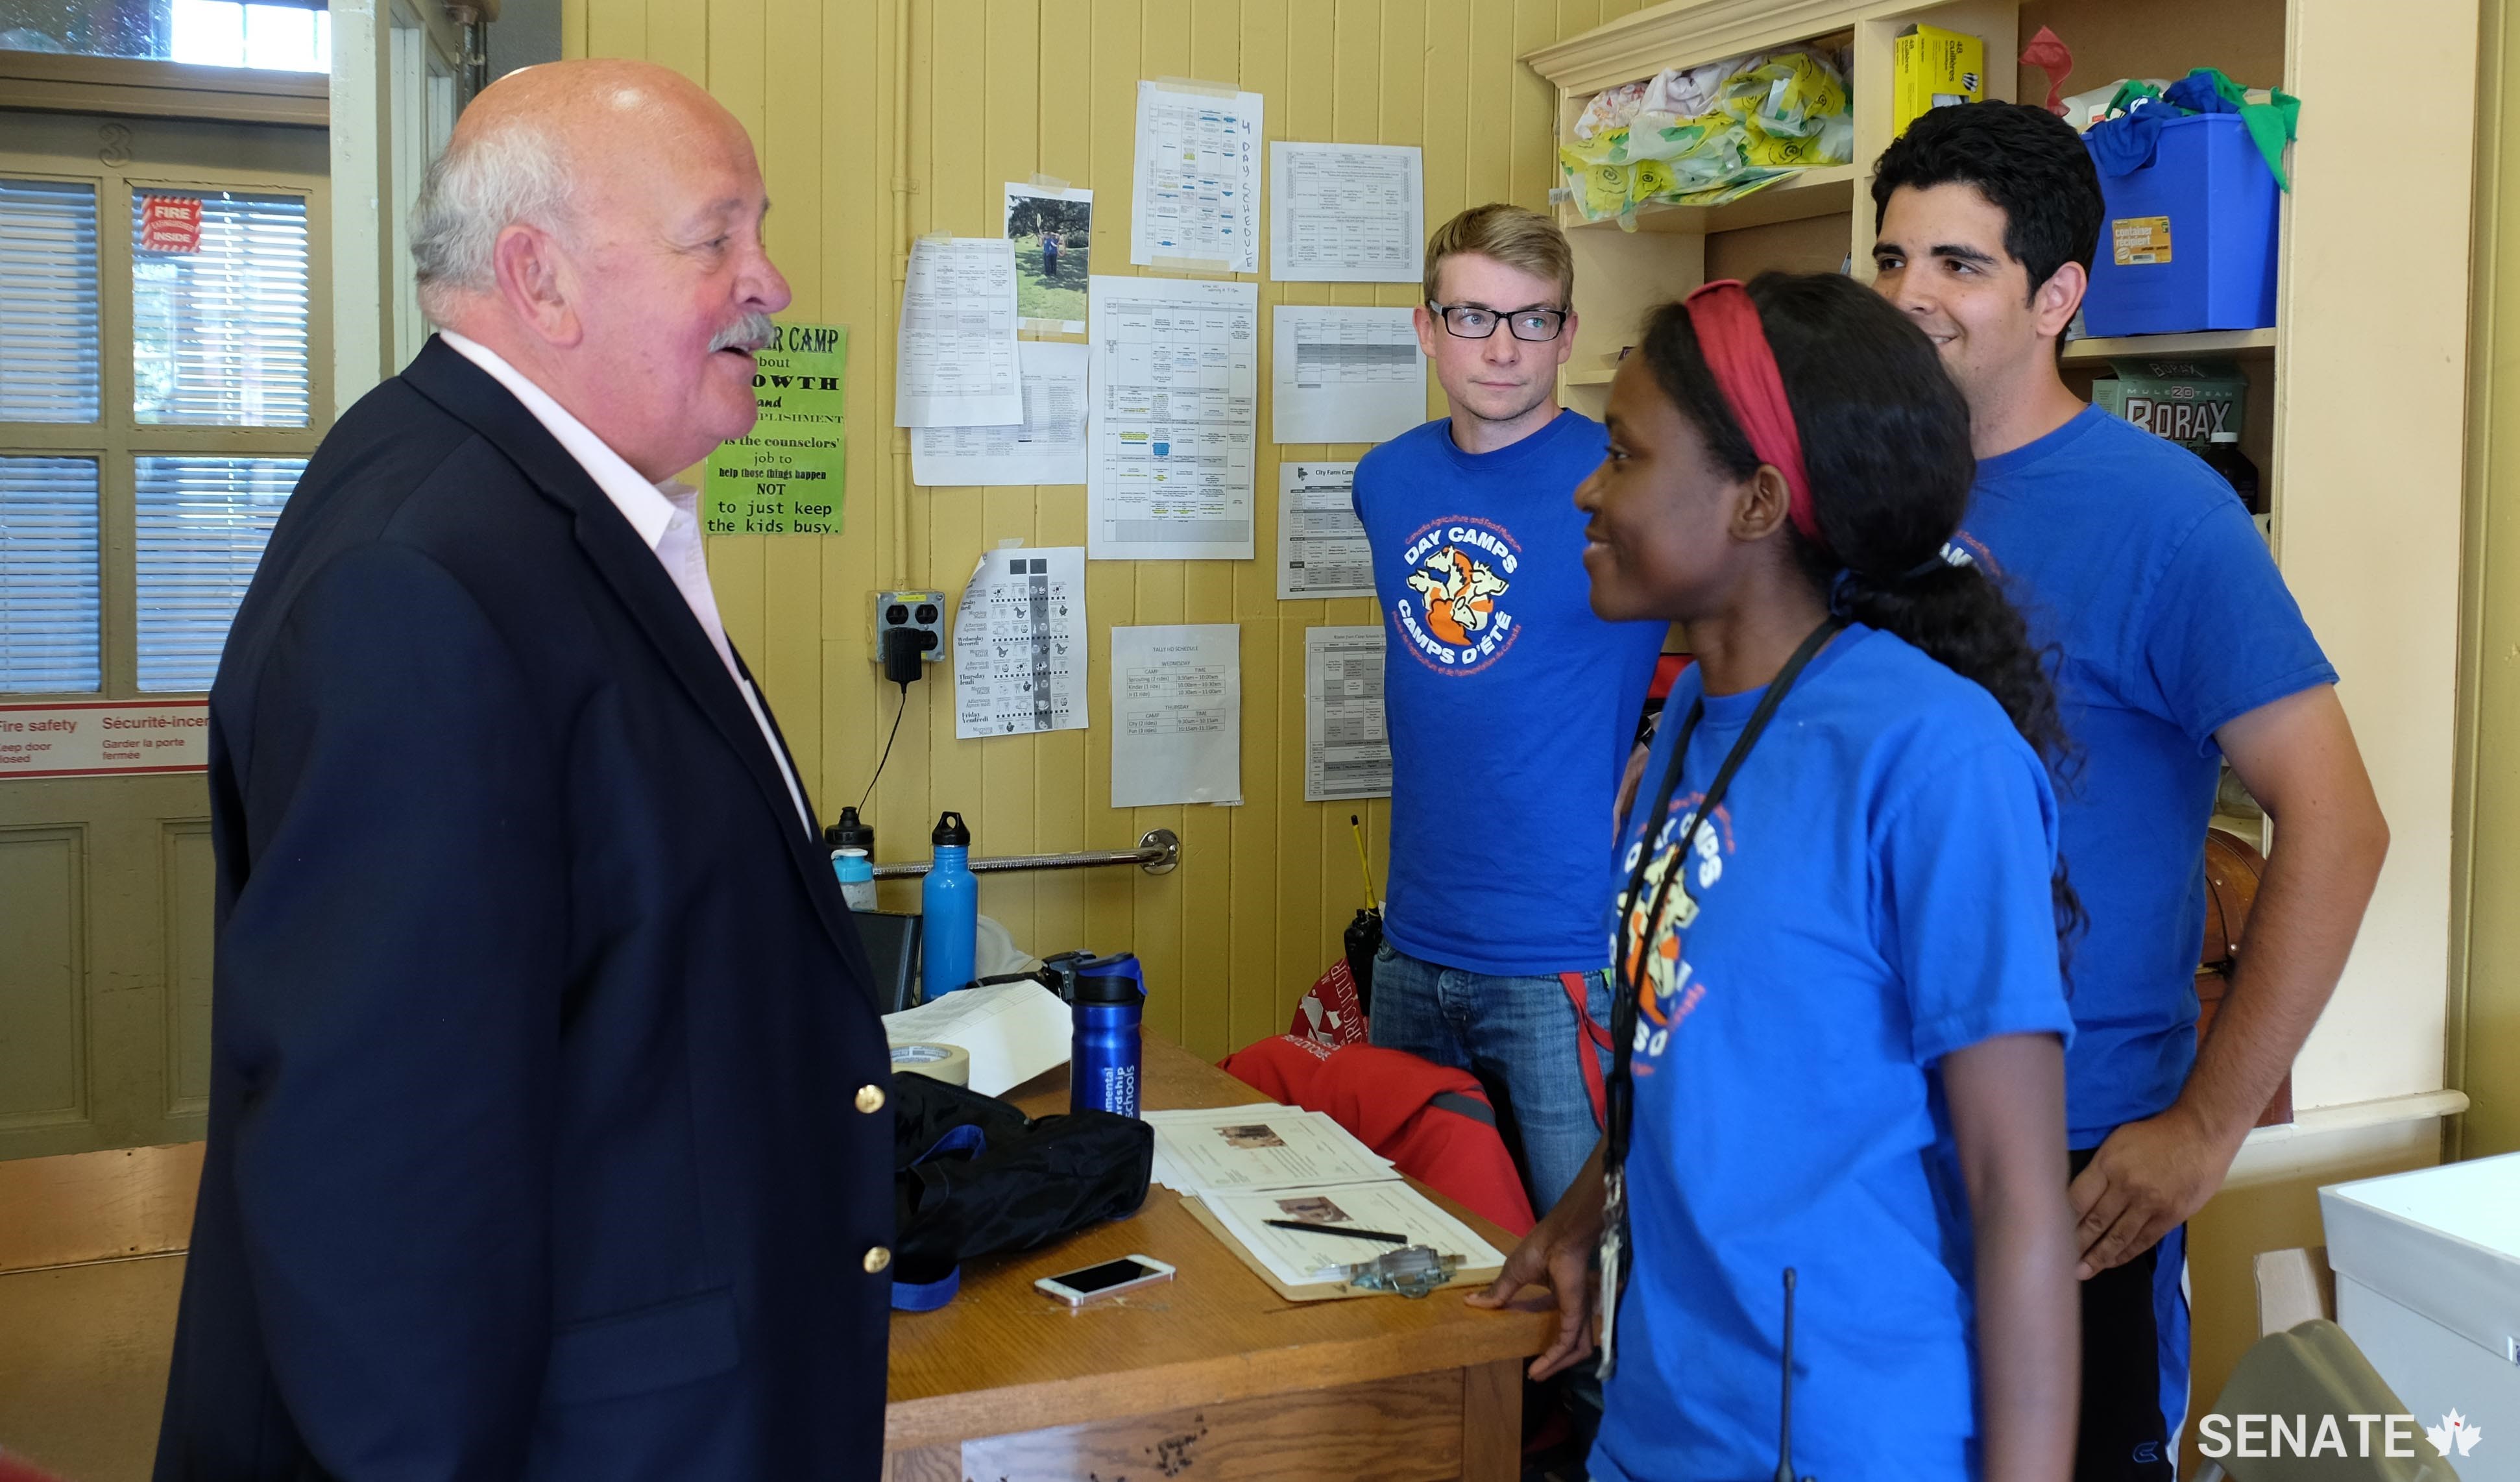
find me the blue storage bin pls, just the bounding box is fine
[2083,112,2279,336]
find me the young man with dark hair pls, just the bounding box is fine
[1353,203,1667,1215]
[1868,102,2390,1479]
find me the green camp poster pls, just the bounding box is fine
[705,321,847,535]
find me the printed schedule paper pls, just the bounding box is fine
[1276,461,1372,599]
[1303,626,1391,803]
[951,546,1085,739]
[1109,624,1242,807]
[1269,142,1424,283]
[893,237,1023,427]
[1130,80,1263,273]
[911,341,1089,487]
[1271,305,1426,445]
[1087,275,1259,561]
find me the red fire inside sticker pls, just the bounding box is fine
[138,195,203,254]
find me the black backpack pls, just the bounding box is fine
[889,1072,1155,1309]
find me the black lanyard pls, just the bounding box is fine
[1597,616,1839,1376]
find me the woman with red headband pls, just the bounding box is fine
[1472,273,2079,1479]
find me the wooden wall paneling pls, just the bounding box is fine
[1464,0,1513,205]
[1420,0,1467,225]
[1510,0,1559,212]
[559,0,590,67]
[583,0,644,72]
[651,0,708,88]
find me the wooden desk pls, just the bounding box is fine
[883,1036,1554,1482]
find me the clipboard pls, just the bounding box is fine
[1180,1193,1503,1303]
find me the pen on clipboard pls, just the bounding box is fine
[1265,1219,1408,1244]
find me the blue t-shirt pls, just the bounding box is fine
[1591,626,2074,1482]
[1354,410,1667,976]
[1955,406,2334,1145]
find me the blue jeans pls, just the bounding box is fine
[1366,943,1613,1215]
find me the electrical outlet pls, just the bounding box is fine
[872,590,947,667]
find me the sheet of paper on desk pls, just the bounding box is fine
[1204,1181,1506,1287]
[1271,306,1425,446]
[1109,624,1242,807]
[952,546,1085,739]
[1269,141,1423,284]
[1142,1105,1395,1193]
[880,980,1070,1096]
[894,237,1024,428]
[1276,461,1371,600]
[1304,626,1390,803]
[912,341,1089,487]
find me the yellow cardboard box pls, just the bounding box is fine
[1893,23,1985,136]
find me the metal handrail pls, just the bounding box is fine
[864,827,1180,881]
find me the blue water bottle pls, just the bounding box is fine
[1070,954,1146,1118]
[919,811,977,999]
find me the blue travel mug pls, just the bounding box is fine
[1070,954,1146,1119]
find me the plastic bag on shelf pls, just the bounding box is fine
[1559,47,1852,229]
[1573,78,1648,141]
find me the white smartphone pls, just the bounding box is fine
[1034,1254,1176,1306]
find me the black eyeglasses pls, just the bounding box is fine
[1427,302,1569,342]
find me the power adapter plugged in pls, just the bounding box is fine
[882,627,928,686]
[872,590,945,686]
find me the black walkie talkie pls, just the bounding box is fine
[1775,1267,1815,1482]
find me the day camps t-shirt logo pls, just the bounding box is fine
[1392,516,1521,674]
[1613,798,1736,1069]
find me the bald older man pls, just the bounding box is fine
[154,62,895,1481]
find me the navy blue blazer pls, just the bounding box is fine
[155,338,894,1481]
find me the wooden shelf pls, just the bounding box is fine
[2061,327,2277,365]
[1564,164,1858,237]
[1564,365,1619,387]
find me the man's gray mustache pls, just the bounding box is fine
[709,313,778,353]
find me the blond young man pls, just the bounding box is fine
[1355,204,1667,1213]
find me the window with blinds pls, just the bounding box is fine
[0,178,102,424]
[132,190,310,427]
[0,456,103,694]
[134,456,301,692]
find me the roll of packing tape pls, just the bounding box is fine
[891,1041,970,1087]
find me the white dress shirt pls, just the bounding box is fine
[439,332,814,837]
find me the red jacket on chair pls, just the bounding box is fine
[1218,1036,1537,1236]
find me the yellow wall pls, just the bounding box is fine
[2458,0,2520,1160]
[559,0,1657,1057]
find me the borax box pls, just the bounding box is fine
[2091,356,2247,450]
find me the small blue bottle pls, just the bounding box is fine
[831,847,876,913]
[1070,954,1145,1118]
[919,811,977,999]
